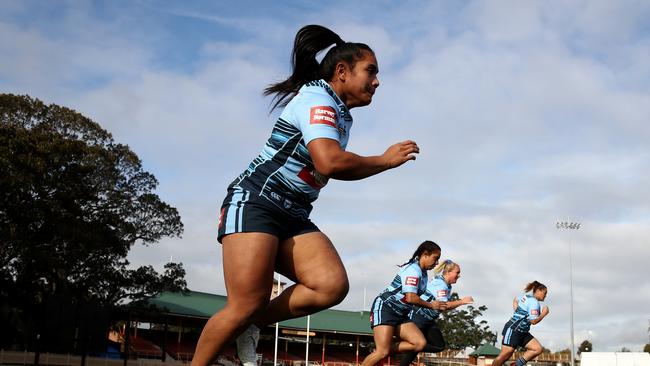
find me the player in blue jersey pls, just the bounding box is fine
[398,259,474,366]
[191,25,420,366]
[361,241,448,366]
[491,281,549,366]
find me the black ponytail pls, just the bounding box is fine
[399,240,441,267]
[264,24,374,112]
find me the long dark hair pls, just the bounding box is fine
[264,24,374,112]
[400,240,441,267]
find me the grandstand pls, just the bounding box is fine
[140,290,377,365]
[134,291,477,365]
[95,290,554,366]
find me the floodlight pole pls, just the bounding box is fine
[274,274,283,366]
[556,220,581,366]
[306,315,311,366]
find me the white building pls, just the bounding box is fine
[580,352,650,366]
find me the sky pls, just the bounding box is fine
[2,0,650,354]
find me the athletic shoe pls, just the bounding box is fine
[236,324,260,366]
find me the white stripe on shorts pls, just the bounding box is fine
[225,189,243,234]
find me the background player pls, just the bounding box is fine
[191,25,420,366]
[361,241,448,366]
[491,281,549,366]
[398,259,474,366]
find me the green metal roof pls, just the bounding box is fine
[469,344,501,357]
[151,291,228,318]
[150,291,373,335]
[279,308,372,335]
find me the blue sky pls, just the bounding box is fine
[2,0,650,354]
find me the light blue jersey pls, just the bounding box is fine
[410,275,451,323]
[229,79,353,219]
[377,261,428,315]
[507,293,542,332]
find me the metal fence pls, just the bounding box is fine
[0,350,178,366]
[3,350,569,366]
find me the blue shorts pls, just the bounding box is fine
[217,186,320,243]
[370,297,411,328]
[410,313,436,329]
[502,323,534,348]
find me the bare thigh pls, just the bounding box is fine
[190,233,279,366]
[249,231,350,326]
[276,231,349,299]
[372,325,396,352]
[222,232,279,312]
[395,322,426,346]
[524,337,542,353]
[494,344,515,364]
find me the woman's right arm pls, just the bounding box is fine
[307,138,419,181]
[444,296,474,310]
[403,292,448,311]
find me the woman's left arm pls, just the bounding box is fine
[530,305,549,325]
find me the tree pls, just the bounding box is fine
[578,340,593,355]
[643,344,650,353]
[0,94,187,350]
[620,347,631,352]
[436,292,497,349]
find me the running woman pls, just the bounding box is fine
[398,259,474,366]
[191,25,420,366]
[491,281,549,366]
[361,241,448,366]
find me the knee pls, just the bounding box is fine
[226,295,270,324]
[413,338,427,352]
[374,348,391,360]
[498,350,513,361]
[327,275,350,305]
[312,271,349,308]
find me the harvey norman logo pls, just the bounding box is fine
[310,106,337,127]
[405,276,419,286]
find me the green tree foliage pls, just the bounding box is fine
[0,94,187,348]
[578,340,593,355]
[643,344,650,353]
[436,293,497,349]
